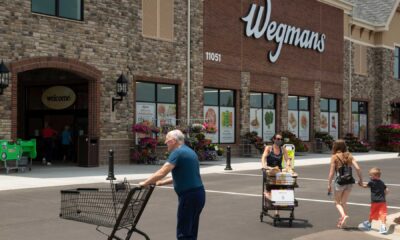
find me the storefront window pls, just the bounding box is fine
[351,101,368,140]
[204,88,235,143]
[395,47,399,79]
[136,82,177,127]
[32,0,83,21]
[320,98,339,139]
[250,92,276,141]
[288,96,310,141]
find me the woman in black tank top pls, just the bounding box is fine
[261,133,291,170]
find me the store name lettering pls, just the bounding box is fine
[241,0,326,63]
[47,95,71,102]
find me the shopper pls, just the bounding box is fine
[260,133,292,217]
[327,139,363,228]
[261,133,292,171]
[139,129,205,240]
[41,122,57,166]
[360,167,389,234]
[61,125,73,162]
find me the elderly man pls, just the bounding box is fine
[139,129,205,240]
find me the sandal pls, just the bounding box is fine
[338,215,349,228]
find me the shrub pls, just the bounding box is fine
[281,130,309,152]
[314,131,334,150]
[375,124,400,152]
[344,133,369,152]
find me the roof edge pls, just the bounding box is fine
[382,0,400,31]
[318,0,353,14]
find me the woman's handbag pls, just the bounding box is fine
[336,157,355,185]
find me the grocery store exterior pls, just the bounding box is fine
[0,0,400,166]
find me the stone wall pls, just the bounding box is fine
[0,0,195,163]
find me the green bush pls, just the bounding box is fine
[344,133,369,152]
[375,124,400,152]
[314,131,334,150]
[281,130,308,152]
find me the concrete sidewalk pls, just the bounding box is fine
[0,151,398,191]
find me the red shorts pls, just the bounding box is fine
[369,202,387,221]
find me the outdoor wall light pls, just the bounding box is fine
[112,73,128,111]
[0,60,10,95]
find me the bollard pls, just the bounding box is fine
[106,149,116,180]
[224,146,232,170]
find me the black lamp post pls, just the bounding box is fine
[112,73,128,111]
[0,60,10,95]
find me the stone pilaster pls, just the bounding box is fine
[240,72,251,136]
[314,81,321,134]
[280,77,289,132]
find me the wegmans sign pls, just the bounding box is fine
[241,0,326,63]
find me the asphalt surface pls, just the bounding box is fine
[1,158,399,240]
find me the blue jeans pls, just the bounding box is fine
[177,187,206,240]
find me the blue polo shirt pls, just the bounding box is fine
[167,145,204,195]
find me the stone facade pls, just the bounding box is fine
[343,40,400,143]
[0,0,201,164]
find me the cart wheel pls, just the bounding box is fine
[260,213,263,222]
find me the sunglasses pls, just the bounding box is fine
[275,138,282,140]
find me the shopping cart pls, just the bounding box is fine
[60,150,155,240]
[259,168,307,227]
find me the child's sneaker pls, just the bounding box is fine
[379,224,388,234]
[362,221,371,231]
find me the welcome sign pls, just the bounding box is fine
[42,86,76,110]
[241,0,326,63]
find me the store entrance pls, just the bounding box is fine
[17,69,89,165]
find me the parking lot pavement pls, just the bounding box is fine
[2,158,399,239]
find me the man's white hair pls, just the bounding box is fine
[167,129,185,144]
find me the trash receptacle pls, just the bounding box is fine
[77,136,99,167]
[315,138,323,153]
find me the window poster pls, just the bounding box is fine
[250,108,262,138]
[136,102,156,125]
[359,114,368,140]
[204,106,219,143]
[219,107,235,143]
[263,109,275,141]
[299,111,310,141]
[329,112,339,140]
[352,114,359,137]
[320,112,329,133]
[288,110,298,137]
[157,103,176,126]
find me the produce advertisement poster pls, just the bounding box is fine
[157,103,176,126]
[204,106,219,143]
[219,107,235,143]
[359,114,368,140]
[299,111,310,141]
[320,112,329,132]
[250,108,262,138]
[352,114,359,137]
[288,110,298,137]
[263,109,275,141]
[136,102,156,124]
[329,112,339,140]
[136,102,156,143]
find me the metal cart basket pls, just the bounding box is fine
[60,180,155,240]
[260,169,307,227]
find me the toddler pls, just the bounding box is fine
[360,167,389,234]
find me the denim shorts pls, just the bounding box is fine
[334,182,353,192]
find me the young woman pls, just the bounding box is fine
[261,133,291,171]
[328,140,363,228]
